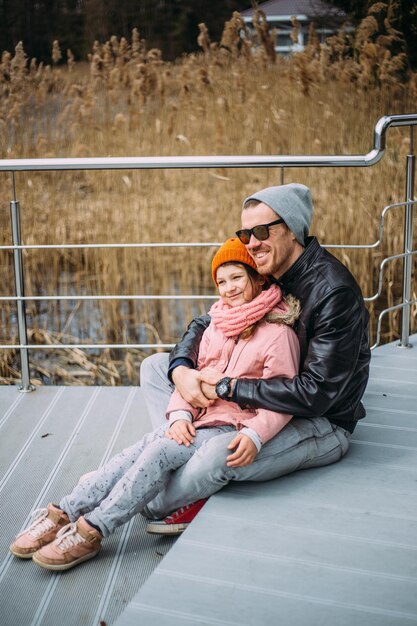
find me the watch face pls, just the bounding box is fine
[216,377,231,398]
[217,381,228,396]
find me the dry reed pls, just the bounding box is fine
[0,5,416,385]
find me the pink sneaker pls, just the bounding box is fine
[146,499,207,535]
[32,517,102,571]
[10,504,70,559]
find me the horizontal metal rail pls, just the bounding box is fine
[1,201,414,305]
[0,114,416,172]
[0,250,415,304]
[0,199,410,252]
[0,242,222,251]
[0,294,218,302]
[0,343,177,350]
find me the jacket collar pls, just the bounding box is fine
[270,236,321,290]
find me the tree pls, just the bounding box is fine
[0,0,250,62]
[327,0,417,69]
[0,1,84,62]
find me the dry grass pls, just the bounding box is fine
[1,9,416,385]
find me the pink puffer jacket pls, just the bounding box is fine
[166,319,300,444]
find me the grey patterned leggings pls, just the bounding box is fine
[60,424,233,537]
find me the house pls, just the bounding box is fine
[240,0,351,55]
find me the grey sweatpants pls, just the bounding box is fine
[60,423,233,537]
[140,353,352,520]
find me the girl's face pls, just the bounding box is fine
[216,263,263,307]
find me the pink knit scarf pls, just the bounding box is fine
[209,284,284,337]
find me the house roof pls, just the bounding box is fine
[240,0,347,19]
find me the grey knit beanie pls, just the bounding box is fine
[242,183,313,246]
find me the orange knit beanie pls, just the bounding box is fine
[211,237,258,284]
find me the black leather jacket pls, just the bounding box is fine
[169,237,370,433]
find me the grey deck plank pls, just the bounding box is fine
[362,391,417,415]
[0,385,176,626]
[114,334,417,626]
[369,363,417,383]
[353,423,417,446]
[365,378,416,396]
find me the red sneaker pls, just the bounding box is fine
[145,499,207,535]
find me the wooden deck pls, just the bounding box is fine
[1,335,417,626]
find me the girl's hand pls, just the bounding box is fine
[166,420,196,446]
[200,381,218,400]
[226,434,258,467]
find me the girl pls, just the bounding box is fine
[10,237,300,571]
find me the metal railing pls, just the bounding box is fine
[1,113,416,391]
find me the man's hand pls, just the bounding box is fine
[166,420,196,446]
[226,434,258,467]
[172,366,214,408]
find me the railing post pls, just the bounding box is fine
[399,143,415,348]
[10,198,35,391]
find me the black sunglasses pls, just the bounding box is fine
[236,218,285,245]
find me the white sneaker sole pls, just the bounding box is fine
[32,549,100,571]
[146,522,188,535]
[9,545,37,559]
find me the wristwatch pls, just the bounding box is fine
[215,376,233,400]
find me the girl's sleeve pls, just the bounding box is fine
[240,326,300,445]
[165,324,213,422]
[166,389,200,421]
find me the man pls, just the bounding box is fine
[140,183,370,533]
